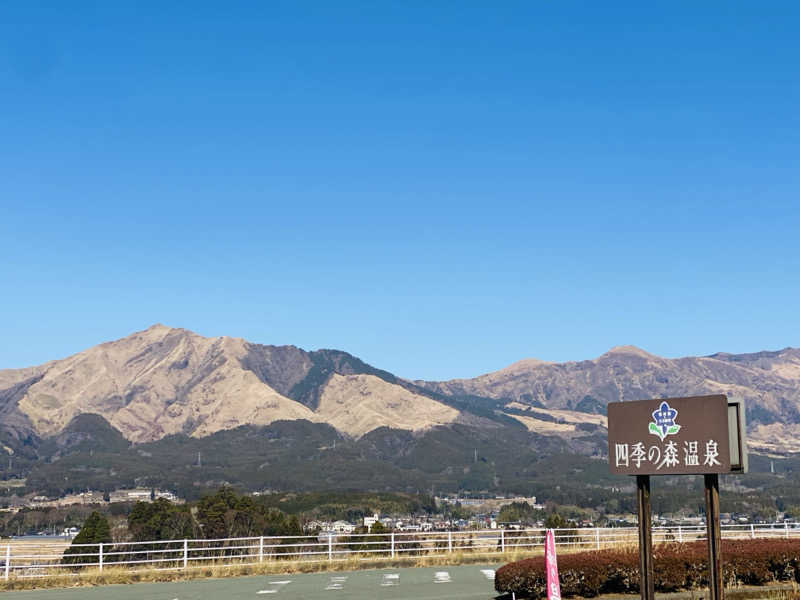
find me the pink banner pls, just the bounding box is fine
[545,529,561,600]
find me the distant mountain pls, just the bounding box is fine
[1,325,799,495]
[418,345,800,455]
[0,325,470,445]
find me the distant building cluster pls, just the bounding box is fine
[436,495,542,510]
[19,488,181,510]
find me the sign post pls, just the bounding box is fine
[608,395,747,600]
[636,475,654,600]
[705,474,723,600]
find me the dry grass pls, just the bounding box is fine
[3,538,69,549]
[764,584,800,600]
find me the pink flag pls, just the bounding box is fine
[545,529,561,600]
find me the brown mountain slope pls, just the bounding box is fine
[0,325,462,443]
[9,325,320,442]
[417,345,800,454]
[316,374,459,436]
[2,327,799,455]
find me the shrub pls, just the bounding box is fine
[495,539,800,598]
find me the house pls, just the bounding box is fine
[364,513,380,528]
[108,488,181,503]
[331,521,355,534]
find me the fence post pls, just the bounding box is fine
[750,524,755,539]
[500,529,505,553]
[391,532,395,558]
[98,543,103,571]
[259,536,264,562]
[4,545,10,581]
[595,528,600,550]
[328,534,332,561]
[448,530,452,553]
[678,526,683,543]
[786,522,789,539]
[183,539,188,569]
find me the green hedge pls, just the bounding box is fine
[495,539,800,598]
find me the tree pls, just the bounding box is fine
[61,511,112,565]
[544,512,571,529]
[784,505,800,520]
[369,521,388,535]
[368,520,391,554]
[195,487,303,539]
[498,501,542,525]
[127,498,196,542]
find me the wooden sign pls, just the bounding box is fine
[608,395,733,476]
[607,394,748,600]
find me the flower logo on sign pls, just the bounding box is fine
[649,401,681,441]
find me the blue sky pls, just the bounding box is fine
[2,2,799,380]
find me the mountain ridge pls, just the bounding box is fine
[1,325,799,456]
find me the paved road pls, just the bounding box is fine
[2,564,503,600]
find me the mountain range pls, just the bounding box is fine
[1,325,799,500]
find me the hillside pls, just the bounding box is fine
[0,325,465,445]
[418,345,800,454]
[1,325,800,501]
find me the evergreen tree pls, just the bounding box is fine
[195,486,305,539]
[61,511,112,565]
[127,498,196,541]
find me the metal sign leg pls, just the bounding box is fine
[705,474,723,600]
[637,475,654,600]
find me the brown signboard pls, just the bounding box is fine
[608,395,731,476]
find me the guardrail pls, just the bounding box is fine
[3,522,799,580]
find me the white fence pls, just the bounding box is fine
[3,522,799,580]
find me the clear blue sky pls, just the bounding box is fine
[2,2,799,380]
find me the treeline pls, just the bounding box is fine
[0,503,132,538]
[60,487,307,565]
[56,487,439,565]
[3,489,434,539]
[256,491,435,522]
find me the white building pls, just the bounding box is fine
[331,520,355,533]
[364,513,380,528]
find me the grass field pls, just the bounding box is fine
[0,564,503,600]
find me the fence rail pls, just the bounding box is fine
[3,522,799,580]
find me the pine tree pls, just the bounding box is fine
[61,511,112,565]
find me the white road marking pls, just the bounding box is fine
[325,575,348,590]
[256,591,277,595]
[269,580,292,585]
[434,571,452,583]
[480,569,496,580]
[380,573,400,586]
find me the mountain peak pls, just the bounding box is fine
[601,345,655,359]
[496,357,552,376]
[134,323,195,340]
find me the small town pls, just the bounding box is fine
[3,486,794,543]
